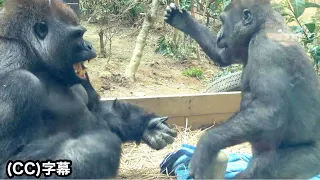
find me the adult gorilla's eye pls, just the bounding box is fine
[73,29,84,38]
[34,21,49,40]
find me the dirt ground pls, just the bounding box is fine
[81,21,252,179]
[83,22,220,98]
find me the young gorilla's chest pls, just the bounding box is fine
[39,75,97,134]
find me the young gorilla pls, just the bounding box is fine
[165,0,320,179]
[0,0,177,178]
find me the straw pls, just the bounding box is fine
[117,124,252,179]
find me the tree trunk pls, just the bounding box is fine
[99,29,107,58]
[125,0,160,81]
[202,0,211,24]
[190,0,201,60]
[172,0,180,45]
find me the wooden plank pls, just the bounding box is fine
[167,113,236,130]
[101,92,241,129]
[101,92,241,118]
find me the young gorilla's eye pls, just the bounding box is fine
[34,21,49,40]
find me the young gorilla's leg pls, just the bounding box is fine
[235,145,320,179]
[3,130,122,179]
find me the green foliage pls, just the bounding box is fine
[179,0,194,11]
[0,0,3,7]
[155,34,197,61]
[290,0,306,18]
[279,0,320,71]
[129,3,145,19]
[213,64,243,80]
[80,0,146,25]
[310,45,320,65]
[182,67,203,79]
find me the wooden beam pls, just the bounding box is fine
[101,92,242,129]
[167,113,236,130]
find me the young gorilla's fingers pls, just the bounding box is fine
[165,6,172,14]
[169,3,177,10]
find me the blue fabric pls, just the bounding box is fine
[160,144,320,180]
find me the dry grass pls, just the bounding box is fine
[117,124,252,179]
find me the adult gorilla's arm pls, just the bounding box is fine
[164,3,246,66]
[98,100,177,150]
[81,74,177,150]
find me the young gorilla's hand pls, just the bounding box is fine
[164,3,190,32]
[142,117,178,150]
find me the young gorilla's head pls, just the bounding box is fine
[1,0,96,86]
[216,0,271,61]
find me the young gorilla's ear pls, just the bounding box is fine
[242,9,253,26]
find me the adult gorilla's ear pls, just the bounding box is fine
[34,21,49,40]
[242,9,253,26]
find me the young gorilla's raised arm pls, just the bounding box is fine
[164,3,247,66]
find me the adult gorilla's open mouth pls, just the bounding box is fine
[73,61,92,80]
[71,39,97,81]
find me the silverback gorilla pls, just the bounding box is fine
[0,0,177,178]
[165,0,320,179]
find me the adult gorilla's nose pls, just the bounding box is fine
[76,40,97,61]
[82,41,94,51]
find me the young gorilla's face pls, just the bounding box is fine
[217,2,254,50]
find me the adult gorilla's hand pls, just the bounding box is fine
[142,117,178,150]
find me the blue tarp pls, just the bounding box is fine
[160,144,320,180]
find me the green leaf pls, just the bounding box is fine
[281,9,294,17]
[290,0,306,18]
[304,23,316,33]
[289,26,304,33]
[305,2,320,8]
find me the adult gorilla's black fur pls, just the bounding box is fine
[165,0,320,179]
[0,0,177,178]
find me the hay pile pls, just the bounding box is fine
[117,125,252,179]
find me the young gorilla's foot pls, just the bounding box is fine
[164,3,191,32]
[204,151,229,179]
[189,150,229,179]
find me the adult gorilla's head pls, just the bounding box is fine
[0,0,96,86]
